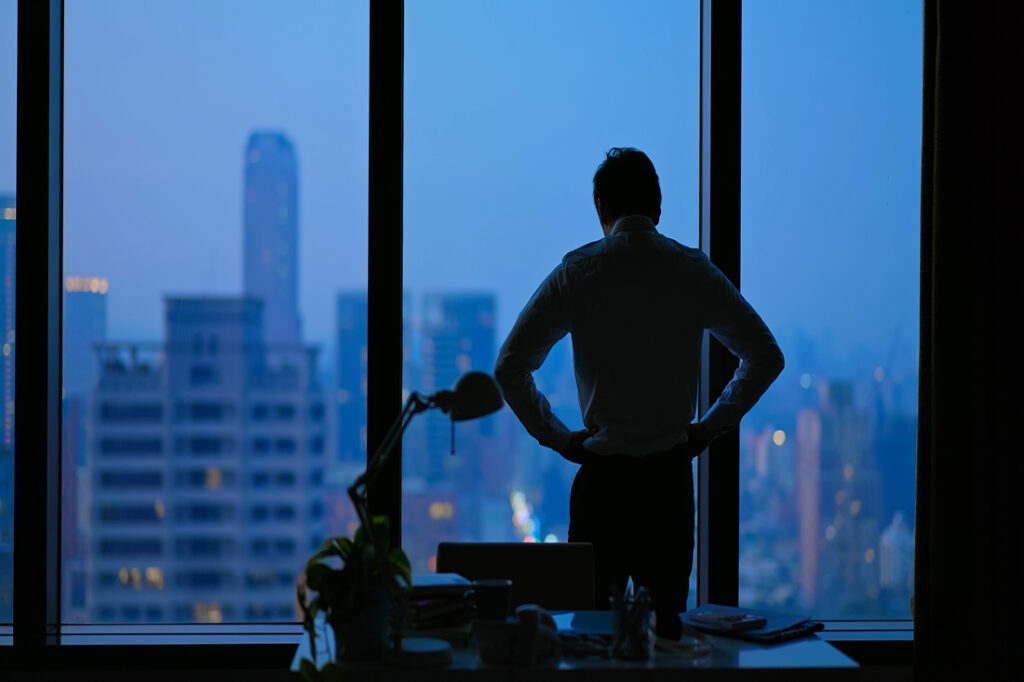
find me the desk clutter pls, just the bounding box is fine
[406,573,474,630]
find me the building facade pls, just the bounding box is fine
[85,297,326,622]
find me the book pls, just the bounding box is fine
[682,604,824,643]
[409,597,470,620]
[408,572,471,600]
[687,610,767,632]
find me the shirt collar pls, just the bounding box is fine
[610,215,657,235]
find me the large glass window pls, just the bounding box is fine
[0,0,15,627]
[739,0,921,619]
[62,0,368,623]
[403,0,699,606]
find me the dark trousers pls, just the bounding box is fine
[567,445,694,625]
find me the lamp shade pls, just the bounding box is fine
[446,371,505,421]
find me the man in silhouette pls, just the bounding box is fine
[494,148,784,635]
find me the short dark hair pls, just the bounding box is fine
[592,147,661,222]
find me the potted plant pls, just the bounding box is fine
[296,515,412,678]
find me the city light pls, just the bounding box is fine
[2,207,14,220]
[772,429,786,446]
[874,366,885,382]
[850,500,862,516]
[194,603,224,623]
[145,567,164,590]
[800,373,812,389]
[864,548,876,563]
[429,501,454,519]
[65,275,109,294]
[543,533,557,543]
[205,467,223,490]
[510,490,541,540]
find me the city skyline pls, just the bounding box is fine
[1,0,922,623]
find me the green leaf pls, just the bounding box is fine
[353,523,368,547]
[388,547,412,587]
[305,563,331,591]
[331,537,354,560]
[319,663,344,682]
[299,658,320,682]
[370,516,391,550]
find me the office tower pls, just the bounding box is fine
[63,276,109,397]
[403,293,507,559]
[62,275,109,621]
[877,509,914,617]
[419,293,497,481]
[0,195,13,621]
[796,381,882,614]
[243,132,301,345]
[86,297,326,623]
[796,407,821,609]
[335,293,367,465]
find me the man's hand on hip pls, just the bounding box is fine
[684,422,714,459]
[558,428,596,465]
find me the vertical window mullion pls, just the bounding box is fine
[366,0,404,550]
[14,0,63,648]
[698,0,741,607]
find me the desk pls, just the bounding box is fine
[290,611,858,680]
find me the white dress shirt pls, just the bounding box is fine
[494,215,785,457]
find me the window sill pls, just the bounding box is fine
[819,620,913,641]
[819,622,913,667]
[59,623,304,645]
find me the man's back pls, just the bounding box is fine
[496,214,783,457]
[563,221,710,454]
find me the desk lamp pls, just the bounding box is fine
[347,370,504,665]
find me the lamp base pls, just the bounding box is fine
[382,637,453,668]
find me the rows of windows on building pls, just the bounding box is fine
[0,129,917,624]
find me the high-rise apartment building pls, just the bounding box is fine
[0,194,14,621]
[85,297,326,622]
[243,132,301,345]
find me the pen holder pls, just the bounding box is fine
[610,586,656,661]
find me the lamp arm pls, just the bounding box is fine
[348,392,428,505]
[344,391,434,650]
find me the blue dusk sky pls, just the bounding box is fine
[0,0,920,382]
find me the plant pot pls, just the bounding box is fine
[332,586,392,661]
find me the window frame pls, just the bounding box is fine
[5,0,911,666]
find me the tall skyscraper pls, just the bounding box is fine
[0,194,14,621]
[243,132,300,345]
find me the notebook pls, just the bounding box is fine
[682,604,824,644]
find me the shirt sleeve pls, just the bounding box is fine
[493,263,574,452]
[699,256,785,436]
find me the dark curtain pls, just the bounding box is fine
[916,0,1024,675]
